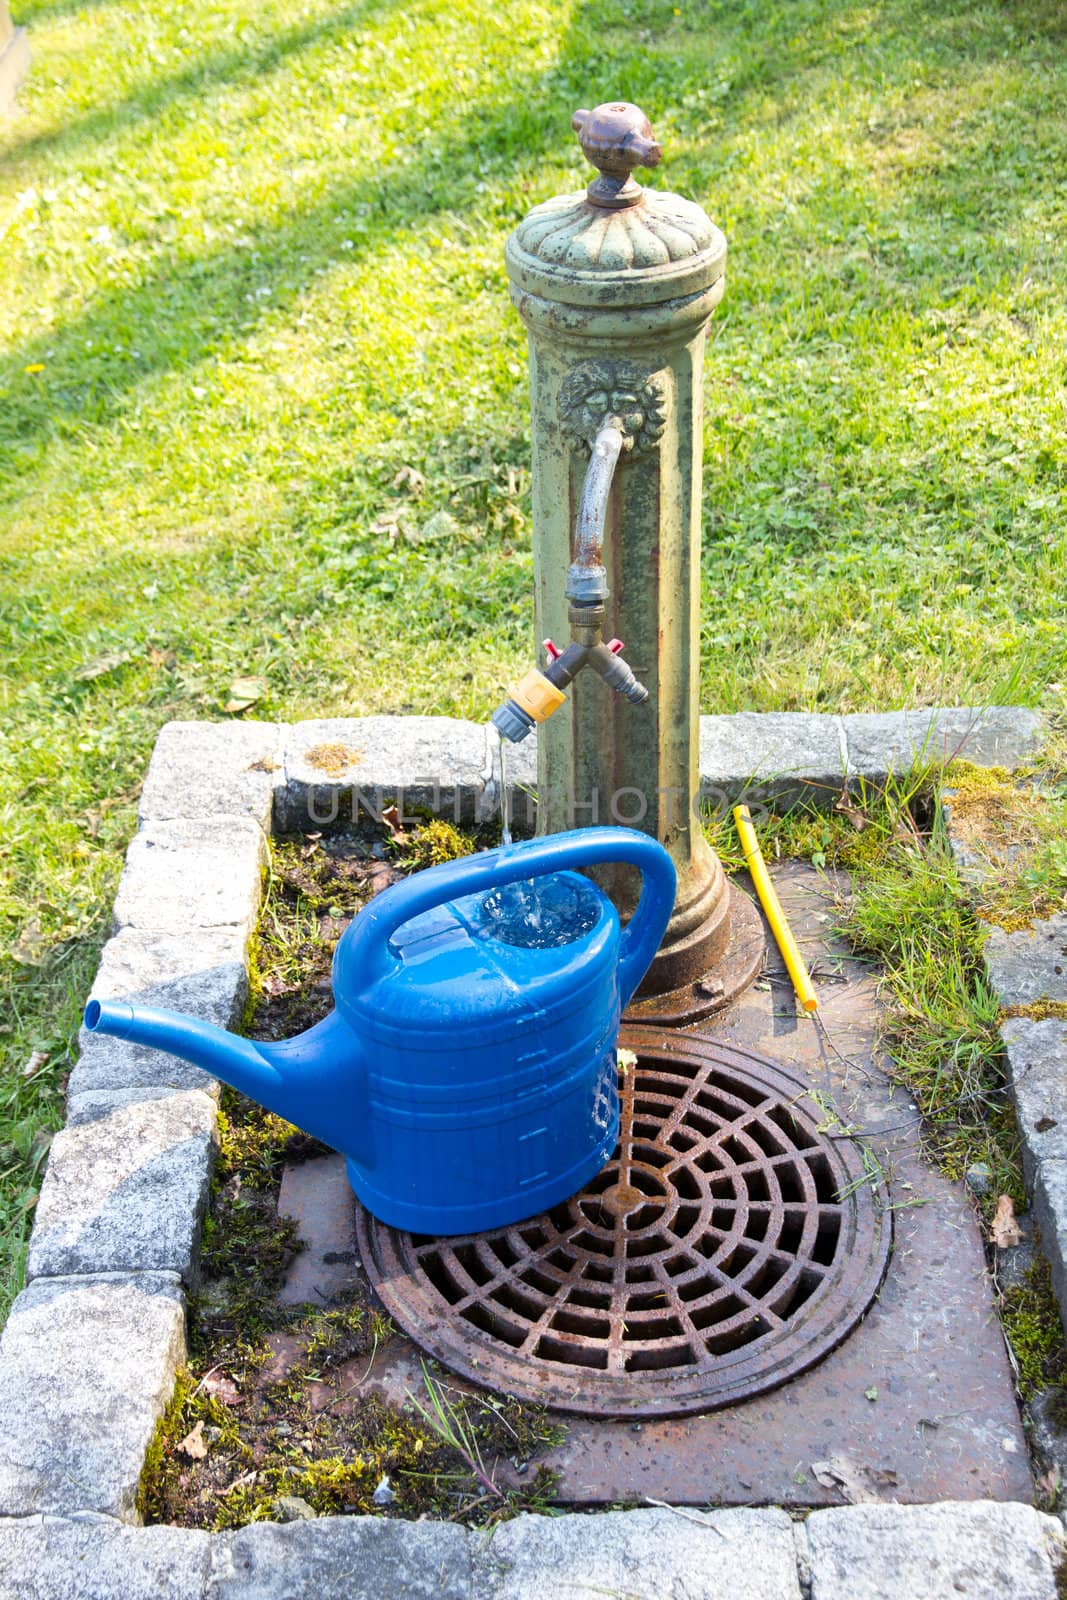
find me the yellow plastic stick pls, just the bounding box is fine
[732,804,819,1014]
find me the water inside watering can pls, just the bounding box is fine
[482,874,600,949]
[487,731,600,948]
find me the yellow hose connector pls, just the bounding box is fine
[509,669,567,724]
[732,804,819,1014]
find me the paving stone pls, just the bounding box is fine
[276,1153,359,1306]
[699,712,846,813]
[1003,1017,1067,1187]
[65,1087,178,1126]
[984,915,1067,1008]
[27,1091,217,1287]
[842,706,1043,783]
[208,1516,472,1600]
[113,818,267,937]
[471,1507,802,1600]
[802,1501,1065,1600]
[139,720,283,830]
[0,1513,211,1599]
[0,1273,186,1519]
[1032,1160,1067,1335]
[68,927,249,1100]
[87,926,250,1022]
[68,1034,222,1100]
[276,716,488,830]
[268,709,1042,831]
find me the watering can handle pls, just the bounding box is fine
[355,826,676,1008]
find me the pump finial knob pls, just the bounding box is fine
[572,102,662,209]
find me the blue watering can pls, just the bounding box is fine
[84,827,676,1234]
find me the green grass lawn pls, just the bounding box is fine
[0,0,1065,1310]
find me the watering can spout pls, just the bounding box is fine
[82,999,360,1153]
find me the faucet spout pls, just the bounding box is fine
[567,423,623,605]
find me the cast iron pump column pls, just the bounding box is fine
[498,101,763,1022]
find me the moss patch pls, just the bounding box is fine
[304,743,365,778]
[1001,1002,1067,1023]
[999,1257,1067,1401]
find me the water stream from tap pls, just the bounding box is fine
[493,727,538,928]
[497,728,512,850]
[486,729,599,947]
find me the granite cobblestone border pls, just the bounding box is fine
[0,1502,1063,1598]
[941,779,1067,1335]
[0,705,1058,1598]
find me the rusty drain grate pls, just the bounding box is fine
[356,1027,891,1417]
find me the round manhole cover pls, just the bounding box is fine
[355,1027,892,1417]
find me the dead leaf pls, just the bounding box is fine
[11,919,49,967]
[833,793,869,832]
[381,805,406,841]
[262,974,299,998]
[417,510,460,544]
[224,676,266,714]
[177,1419,208,1460]
[810,1455,878,1503]
[990,1193,1024,1249]
[148,648,177,670]
[22,1051,48,1079]
[201,1372,241,1407]
[392,465,425,495]
[73,650,132,683]
[1037,1466,1062,1503]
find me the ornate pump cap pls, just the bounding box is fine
[506,101,726,316]
[572,102,662,209]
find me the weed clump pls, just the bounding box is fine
[390,819,475,871]
[841,820,1018,1193]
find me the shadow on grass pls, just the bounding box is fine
[2,0,1065,468]
[3,0,400,169]
[13,0,115,26]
